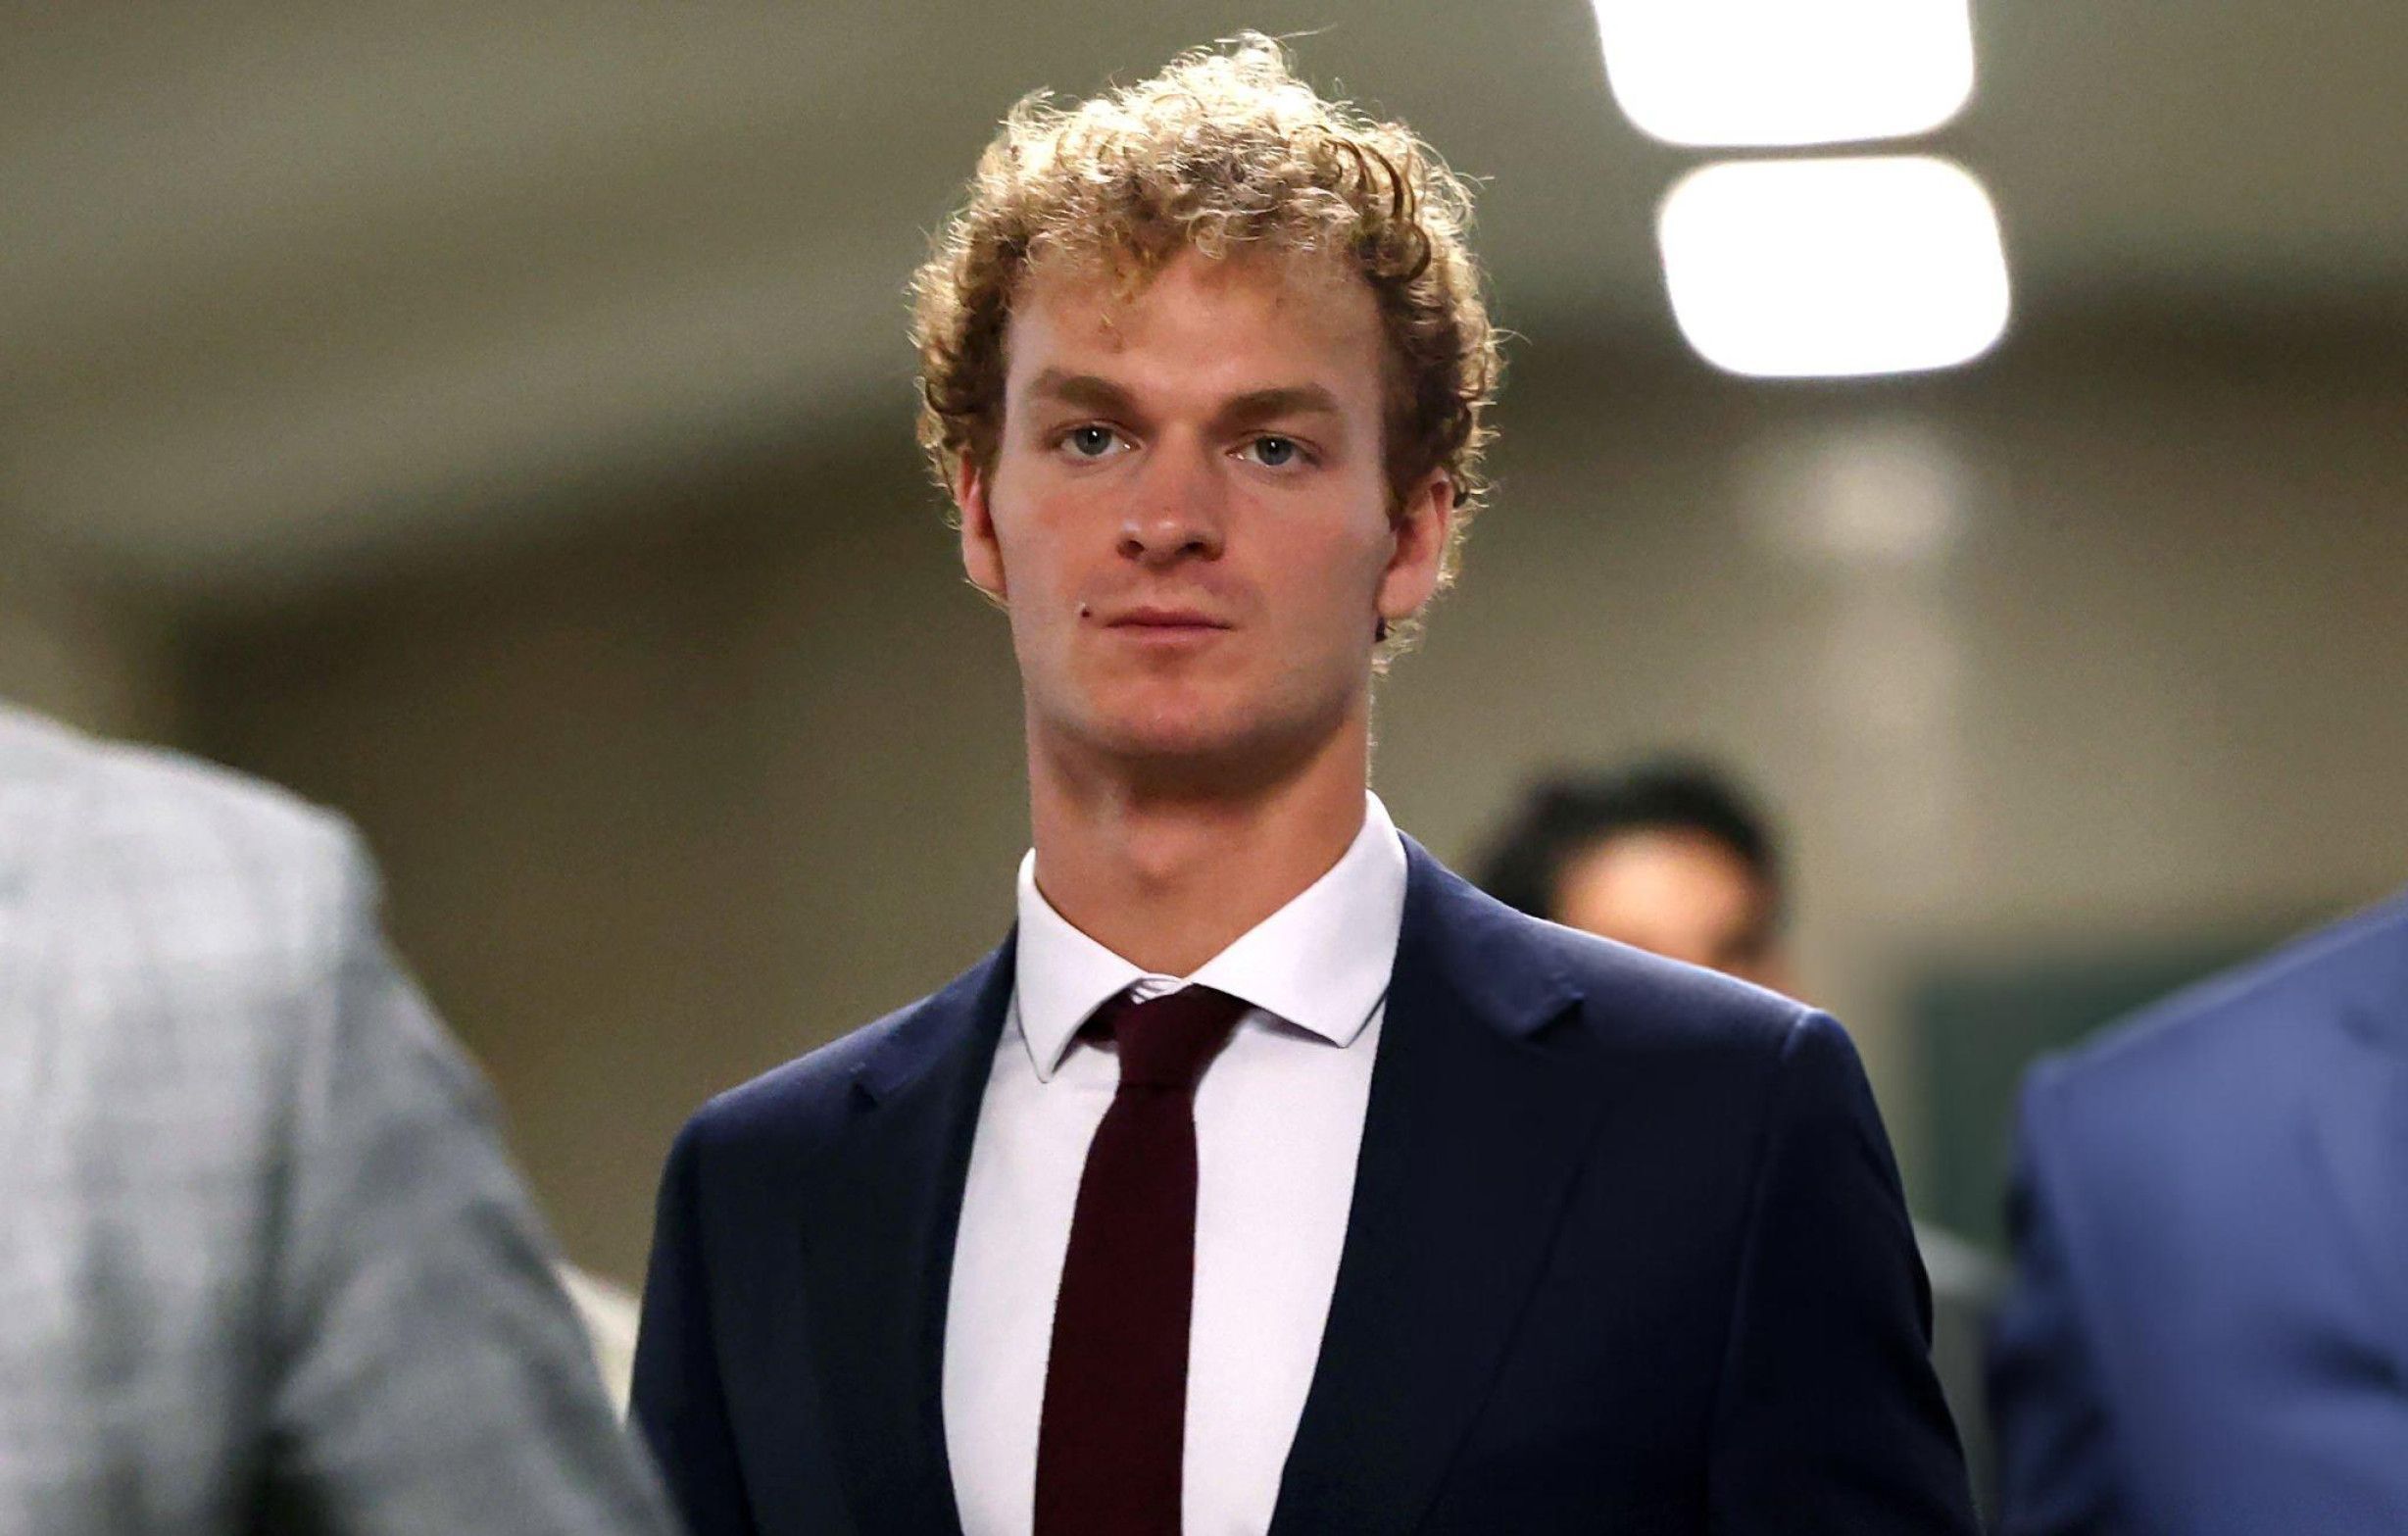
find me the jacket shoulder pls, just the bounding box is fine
[2026,890,2408,1133]
[1404,845,1827,1085]
[1464,875,1821,1062]
[672,951,1000,1165]
[12,707,360,898]
[1413,841,1803,1023]
[4,710,377,1008]
[684,1001,920,1144]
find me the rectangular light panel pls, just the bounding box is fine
[1595,0,1975,147]
[1657,156,2011,378]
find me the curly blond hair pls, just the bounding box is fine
[909,33,1500,608]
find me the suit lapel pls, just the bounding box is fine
[1271,842,1600,1535]
[793,939,1015,1536]
[2305,948,2408,1377]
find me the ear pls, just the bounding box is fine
[957,458,1007,603]
[1377,470,1456,625]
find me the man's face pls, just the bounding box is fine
[1554,828,1791,992]
[958,248,1450,780]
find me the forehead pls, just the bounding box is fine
[1568,828,1765,912]
[1004,248,1386,398]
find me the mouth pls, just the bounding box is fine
[1102,606,1234,637]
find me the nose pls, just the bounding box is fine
[1118,442,1226,567]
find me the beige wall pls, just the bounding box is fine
[0,536,174,741]
[184,324,2408,1282]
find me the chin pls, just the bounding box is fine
[1036,666,1360,777]
[1084,697,1346,787]
[1089,709,1251,765]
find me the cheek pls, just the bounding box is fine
[999,464,1112,566]
[994,507,1103,666]
[1290,517,1400,617]
[987,488,1070,600]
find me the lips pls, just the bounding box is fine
[1104,606,1232,631]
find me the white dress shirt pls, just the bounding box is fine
[942,794,1409,1536]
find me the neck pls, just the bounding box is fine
[1026,711,1373,977]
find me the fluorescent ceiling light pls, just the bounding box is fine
[1594,0,1975,147]
[1657,156,2011,379]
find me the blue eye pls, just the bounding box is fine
[1066,425,1120,458]
[1249,436,1300,468]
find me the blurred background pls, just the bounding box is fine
[5,0,2403,1412]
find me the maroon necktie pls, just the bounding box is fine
[1032,984,1252,1536]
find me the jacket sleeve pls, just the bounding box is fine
[262,826,676,1535]
[1707,1009,1982,1534]
[633,1113,760,1536]
[1987,1068,2128,1535]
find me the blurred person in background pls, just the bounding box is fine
[1476,757,2007,1514]
[633,35,1974,1536]
[1474,757,1794,993]
[0,702,673,1536]
[1990,889,2408,1532]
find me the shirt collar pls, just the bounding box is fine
[1011,792,1409,1082]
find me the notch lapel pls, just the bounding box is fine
[2306,980,2408,1380]
[1270,843,1600,1535]
[792,939,1016,1536]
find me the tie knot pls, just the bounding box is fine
[1091,985,1250,1090]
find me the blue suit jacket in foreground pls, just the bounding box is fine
[1990,890,2408,1534]
[633,841,1977,1535]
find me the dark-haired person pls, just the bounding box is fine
[1475,759,1793,993]
[631,36,1977,1536]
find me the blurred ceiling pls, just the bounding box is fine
[6,1,2405,598]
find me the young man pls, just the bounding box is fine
[632,36,1976,1536]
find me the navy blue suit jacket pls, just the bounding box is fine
[1990,890,2408,1534]
[633,841,1975,1534]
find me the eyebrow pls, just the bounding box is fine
[1215,384,1345,430]
[1023,370,1347,431]
[1026,370,1139,416]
